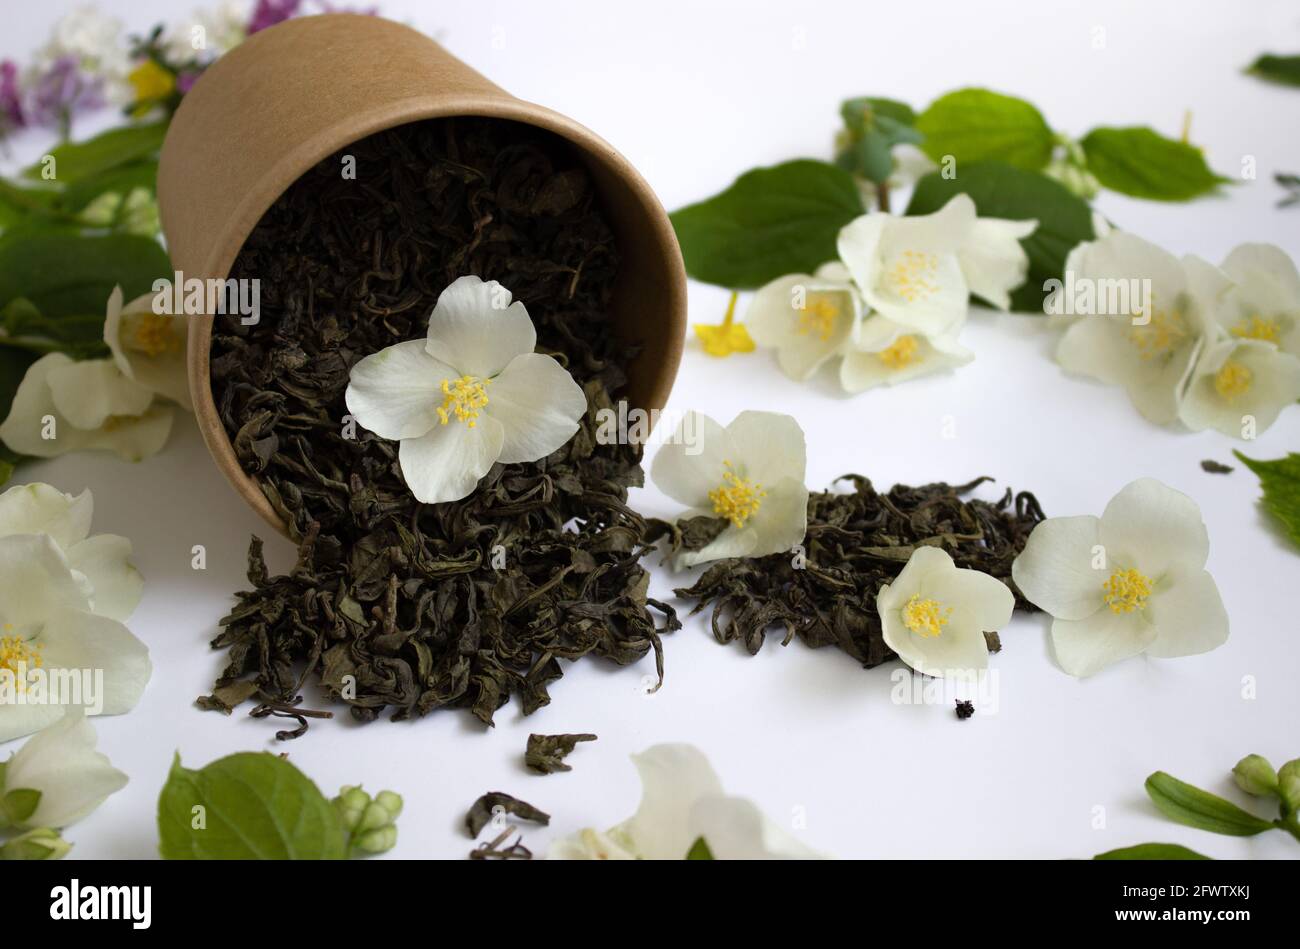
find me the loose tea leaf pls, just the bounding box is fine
[466,792,550,838]
[955,700,975,720]
[525,732,597,774]
[207,118,679,734]
[1200,459,1233,475]
[671,475,1044,667]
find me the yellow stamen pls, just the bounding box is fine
[877,334,920,369]
[885,250,940,303]
[708,460,764,529]
[1128,304,1187,360]
[796,294,841,341]
[128,312,180,358]
[1213,359,1252,403]
[0,626,43,692]
[1102,567,1152,614]
[436,375,491,427]
[1231,315,1281,344]
[902,593,951,638]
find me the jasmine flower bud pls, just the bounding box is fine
[1231,754,1278,798]
[353,824,397,855]
[2,827,71,860]
[373,790,403,822]
[333,785,371,832]
[1278,759,1300,813]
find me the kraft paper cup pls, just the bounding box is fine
[158,13,687,538]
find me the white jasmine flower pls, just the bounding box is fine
[746,262,862,381]
[2,709,127,828]
[0,483,142,622]
[1011,478,1228,678]
[839,311,973,393]
[876,546,1014,677]
[165,1,251,62]
[104,286,192,410]
[1213,243,1300,357]
[0,530,151,741]
[33,4,130,99]
[0,353,173,462]
[1178,336,1300,437]
[345,275,586,505]
[651,410,808,568]
[837,199,970,336]
[959,214,1037,311]
[1053,232,1229,425]
[548,744,822,860]
[837,194,1034,333]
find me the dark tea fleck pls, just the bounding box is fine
[666,476,1044,667]
[204,118,678,733]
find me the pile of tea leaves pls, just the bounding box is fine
[203,118,678,733]
[667,476,1045,667]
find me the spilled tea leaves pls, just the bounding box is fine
[205,118,678,734]
[525,732,597,774]
[466,792,550,839]
[670,475,1043,668]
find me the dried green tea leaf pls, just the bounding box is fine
[525,733,597,774]
[194,679,262,714]
[466,792,551,838]
[1200,459,1233,474]
[207,119,679,736]
[673,475,1044,667]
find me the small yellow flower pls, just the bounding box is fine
[127,60,175,115]
[694,292,755,358]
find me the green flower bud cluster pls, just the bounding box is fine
[1232,753,1300,839]
[1,827,71,861]
[333,785,403,856]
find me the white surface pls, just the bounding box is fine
[3,0,1300,860]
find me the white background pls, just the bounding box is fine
[3,0,1299,860]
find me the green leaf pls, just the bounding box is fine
[905,161,1094,311]
[1246,53,1300,87]
[0,228,170,320]
[1,787,41,825]
[840,96,917,131]
[0,344,36,477]
[685,836,714,860]
[1080,127,1228,201]
[158,752,348,860]
[670,159,866,289]
[915,88,1055,171]
[21,122,167,186]
[1094,842,1212,860]
[836,99,924,185]
[61,160,160,214]
[1145,772,1276,836]
[1,298,107,356]
[1234,452,1300,550]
